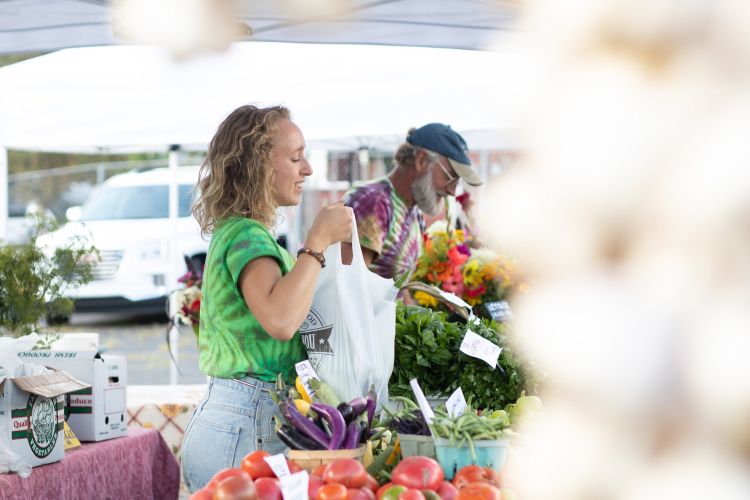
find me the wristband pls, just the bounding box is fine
[297,248,326,268]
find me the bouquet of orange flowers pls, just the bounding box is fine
[412,221,524,313]
[412,221,471,308]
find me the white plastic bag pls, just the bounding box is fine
[299,220,396,407]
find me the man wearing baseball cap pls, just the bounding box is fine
[342,123,482,280]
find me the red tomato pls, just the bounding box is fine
[311,463,329,481]
[323,459,368,488]
[240,450,275,479]
[391,456,444,492]
[207,468,252,489]
[188,488,214,500]
[309,478,326,500]
[397,490,425,500]
[451,466,498,490]
[254,477,282,500]
[316,483,348,500]
[213,475,258,500]
[455,483,502,500]
[347,487,376,499]
[376,482,394,499]
[438,481,459,500]
[286,459,303,474]
[364,474,379,494]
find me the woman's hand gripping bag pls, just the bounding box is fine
[298,217,396,407]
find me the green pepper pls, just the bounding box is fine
[380,485,407,500]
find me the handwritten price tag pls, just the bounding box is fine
[263,453,291,478]
[409,378,435,425]
[295,360,319,399]
[460,329,502,368]
[280,470,309,500]
[446,387,467,418]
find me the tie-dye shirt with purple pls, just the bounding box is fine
[344,177,424,280]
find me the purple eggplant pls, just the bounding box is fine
[357,420,368,445]
[286,404,330,449]
[348,397,368,419]
[277,424,326,450]
[311,402,346,450]
[342,419,368,449]
[342,421,360,449]
[337,402,354,424]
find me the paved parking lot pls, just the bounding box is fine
[58,312,205,385]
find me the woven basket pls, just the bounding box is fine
[287,445,366,472]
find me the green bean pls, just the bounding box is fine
[392,396,419,410]
[464,431,477,460]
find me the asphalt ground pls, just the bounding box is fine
[57,312,205,385]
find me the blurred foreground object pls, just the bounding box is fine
[481,0,750,498]
[112,0,248,57]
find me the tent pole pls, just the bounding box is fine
[168,145,180,385]
[0,147,7,242]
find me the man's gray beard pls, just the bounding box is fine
[412,167,441,216]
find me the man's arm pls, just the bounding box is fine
[341,242,376,267]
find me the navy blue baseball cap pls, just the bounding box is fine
[407,123,482,186]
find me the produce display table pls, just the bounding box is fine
[0,428,179,500]
[126,384,206,457]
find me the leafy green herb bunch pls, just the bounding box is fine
[390,302,540,410]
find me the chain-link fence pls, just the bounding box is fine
[8,156,208,221]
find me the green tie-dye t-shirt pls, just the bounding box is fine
[198,217,307,383]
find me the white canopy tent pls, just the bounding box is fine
[0,42,517,153]
[0,0,518,55]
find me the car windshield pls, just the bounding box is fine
[80,184,194,221]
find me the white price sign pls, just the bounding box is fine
[280,470,309,500]
[446,387,467,418]
[295,360,319,399]
[460,329,502,368]
[263,453,291,478]
[409,378,435,425]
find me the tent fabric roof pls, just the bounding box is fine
[0,0,519,56]
[0,42,519,153]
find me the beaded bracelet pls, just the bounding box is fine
[297,248,326,268]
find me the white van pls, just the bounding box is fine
[38,166,208,316]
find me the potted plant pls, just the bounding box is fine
[0,214,98,337]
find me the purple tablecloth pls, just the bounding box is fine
[0,428,180,500]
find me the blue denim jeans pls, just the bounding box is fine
[181,376,286,492]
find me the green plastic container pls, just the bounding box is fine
[434,438,510,480]
[398,434,436,459]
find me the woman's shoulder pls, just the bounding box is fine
[212,217,275,247]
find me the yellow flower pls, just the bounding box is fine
[413,291,438,308]
[466,296,482,306]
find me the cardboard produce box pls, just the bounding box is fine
[0,370,91,468]
[18,351,128,442]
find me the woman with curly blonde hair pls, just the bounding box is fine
[182,104,352,492]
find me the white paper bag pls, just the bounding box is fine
[298,219,396,407]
